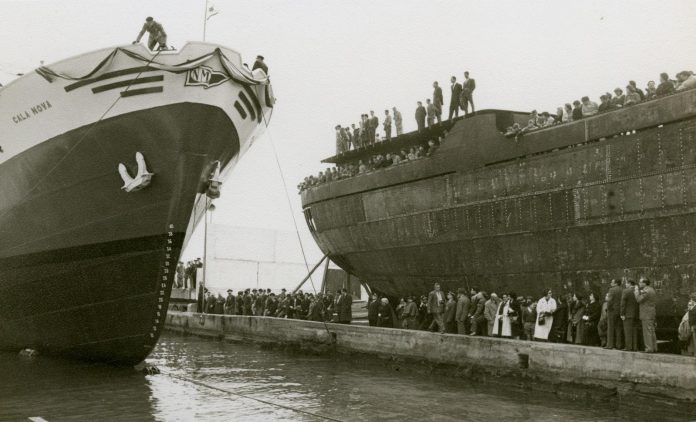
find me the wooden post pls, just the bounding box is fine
[320,256,330,294]
[292,254,328,294]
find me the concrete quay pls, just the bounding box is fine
[165,311,696,403]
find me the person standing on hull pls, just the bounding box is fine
[432,81,443,124]
[133,16,168,50]
[383,110,392,141]
[427,282,446,333]
[534,289,557,341]
[449,76,462,120]
[635,277,658,353]
[252,55,268,74]
[415,101,427,132]
[392,107,403,136]
[461,71,476,115]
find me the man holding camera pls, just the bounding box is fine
[634,277,657,353]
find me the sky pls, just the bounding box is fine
[2,0,695,262]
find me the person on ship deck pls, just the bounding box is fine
[133,16,168,50]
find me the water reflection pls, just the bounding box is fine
[0,332,691,421]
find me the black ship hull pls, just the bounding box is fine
[0,102,239,364]
[302,89,696,342]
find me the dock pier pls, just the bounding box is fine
[165,311,696,403]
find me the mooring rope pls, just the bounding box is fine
[162,370,345,422]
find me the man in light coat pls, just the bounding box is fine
[635,277,658,353]
[427,283,446,333]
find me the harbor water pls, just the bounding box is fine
[0,332,690,421]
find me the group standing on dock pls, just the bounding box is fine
[366,278,696,357]
[200,288,353,324]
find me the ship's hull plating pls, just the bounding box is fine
[303,94,696,339]
[0,103,239,364]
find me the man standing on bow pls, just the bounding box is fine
[133,17,168,51]
[252,55,269,74]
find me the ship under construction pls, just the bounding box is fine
[301,88,696,340]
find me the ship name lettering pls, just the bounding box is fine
[12,100,53,124]
[12,111,30,124]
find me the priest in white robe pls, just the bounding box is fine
[534,289,557,341]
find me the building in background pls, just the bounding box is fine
[201,224,362,298]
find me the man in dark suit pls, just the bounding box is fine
[605,279,624,349]
[433,81,443,124]
[635,277,657,352]
[415,101,426,132]
[427,282,446,333]
[461,71,476,115]
[252,55,269,74]
[620,279,639,351]
[449,76,462,120]
[368,293,380,327]
[243,289,252,315]
[369,110,379,143]
[337,288,353,324]
[455,288,471,335]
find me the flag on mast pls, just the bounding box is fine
[206,0,219,20]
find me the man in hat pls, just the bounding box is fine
[133,17,168,51]
[224,290,236,315]
[252,55,268,74]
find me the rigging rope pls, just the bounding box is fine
[162,370,345,422]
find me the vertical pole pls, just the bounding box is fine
[320,257,330,294]
[202,197,208,305]
[202,0,208,41]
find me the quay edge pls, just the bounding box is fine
[165,311,696,403]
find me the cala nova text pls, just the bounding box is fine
[12,100,53,124]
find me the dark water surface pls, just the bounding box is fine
[0,332,690,421]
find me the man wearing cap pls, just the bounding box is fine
[224,290,236,315]
[252,55,268,74]
[133,17,168,51]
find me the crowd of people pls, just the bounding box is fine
[300,69,696,193]
[200,288,354,324]
[298,135,445,192]
[367,278,696,356]
[332,72,476,155]
[298,72,476,192]
[504,70,696,139]
[175,258,203,289]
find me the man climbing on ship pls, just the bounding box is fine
[133,16,168,50]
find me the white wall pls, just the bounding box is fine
[202,224,326,294]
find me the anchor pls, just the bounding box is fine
[118,152,154,192]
